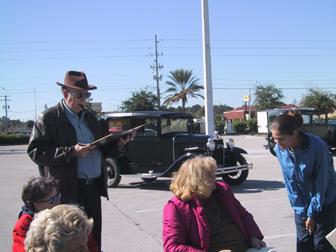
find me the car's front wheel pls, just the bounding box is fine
[221,155,249,185]
[105,157,122,188]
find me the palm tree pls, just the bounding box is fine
[163,69,204,112]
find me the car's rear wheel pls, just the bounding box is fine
[221,155,249,185]
[105,157,122,188]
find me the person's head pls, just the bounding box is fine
[56,71,97,113]
[271,110,303,150]
[22,176,60,212]
[25,204,93,252]
[170,156,217,201]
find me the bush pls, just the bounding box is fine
[0,133,29,145]
[247,119,258,134]
[215,120,225,134]
[233,121,247,133]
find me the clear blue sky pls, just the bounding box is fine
[1,0,336,121]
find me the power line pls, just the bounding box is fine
[0,55,148,61]
[213,87,336,90]
[162,38,336,42]
[0,39,152,45]
[3,46,336,53]
[0,47,153,53]
[1,53,335,61]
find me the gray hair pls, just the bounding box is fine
[25,204,93,252]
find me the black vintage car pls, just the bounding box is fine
[100,111,252,187]
[265,108,336,153]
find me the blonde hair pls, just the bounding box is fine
[25,204,93,252]
[170,156,217,201]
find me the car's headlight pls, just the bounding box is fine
[227,138,235,149]
[207,138,216,151]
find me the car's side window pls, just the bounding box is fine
[107,118,131,133]
[145,119,158,136]
[135,118,158,137]
[312,115,327,125]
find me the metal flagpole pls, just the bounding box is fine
[201,0,215,135]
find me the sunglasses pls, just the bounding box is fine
[67,89,91,99]
[39,192,61,204]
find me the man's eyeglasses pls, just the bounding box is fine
[67,89,91,99]
[39,192,61,204]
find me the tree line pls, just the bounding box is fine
[2,69,336,134]
[120,69,336,118]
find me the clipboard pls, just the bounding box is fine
[326,227,336,249]
[89,124,144,147]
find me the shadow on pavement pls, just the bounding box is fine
[116,178,171,191]
[232,179,285,194]
[116,178,284,193]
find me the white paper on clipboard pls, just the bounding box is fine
[326,227,336,249]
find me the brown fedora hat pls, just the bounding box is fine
[56,71,97,90]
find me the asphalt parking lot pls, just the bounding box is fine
[2,134,328,251]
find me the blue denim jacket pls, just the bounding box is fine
[274,132,336,218]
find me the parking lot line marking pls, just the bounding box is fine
[135,208,162,213]
[264,233,296,240]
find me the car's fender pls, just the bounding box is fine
[232,147,248,154]
[158,152,197,177]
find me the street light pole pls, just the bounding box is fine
[201,0,215,135]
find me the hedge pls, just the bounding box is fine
[0,134,30,145]
[233,121,248,133]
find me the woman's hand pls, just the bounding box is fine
[250,236,266,249]
[305,217,315,235]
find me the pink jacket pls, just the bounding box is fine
[162,182,263,252]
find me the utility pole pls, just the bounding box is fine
[150,34,163,110]
[248,88,252,120]
[201,0,215,135]
[0,95,10,133]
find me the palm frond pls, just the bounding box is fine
[163,68,203,109]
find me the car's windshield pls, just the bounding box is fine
[161,118,190,134]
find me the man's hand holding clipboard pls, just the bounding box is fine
[72,124,144,158]
[88,124,144,147]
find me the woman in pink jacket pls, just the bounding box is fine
[162,156,266,252]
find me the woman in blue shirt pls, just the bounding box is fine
[271,110,336,252]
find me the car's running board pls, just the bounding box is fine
[215,163,253,175]
[140,152,197,182]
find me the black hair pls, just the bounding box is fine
[271,110,303,135]
[21,176,58,211]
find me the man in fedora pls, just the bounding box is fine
[27,70,129,251]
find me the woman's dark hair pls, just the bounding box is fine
[271,110,303,135]
[22,176,58,211]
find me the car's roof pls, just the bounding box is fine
[267,107,322,115]
[103,110,193,118]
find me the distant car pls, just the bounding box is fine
[265,108,336,153]
[100,111,252,187]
